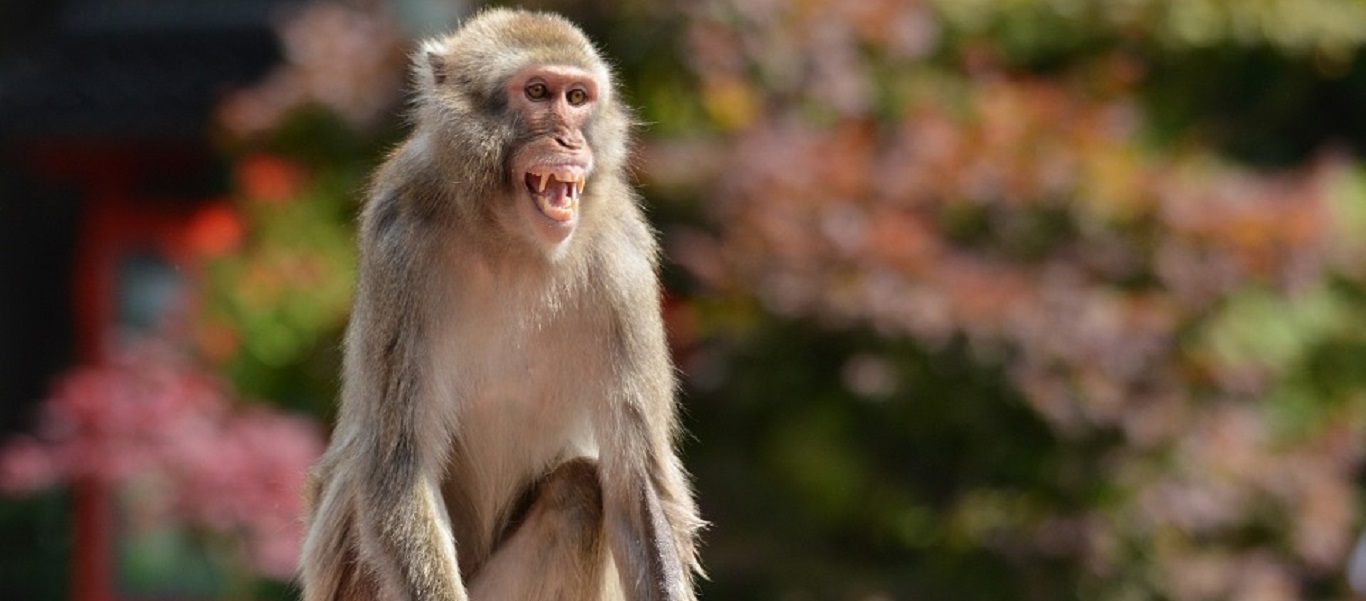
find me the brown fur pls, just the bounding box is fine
[299,8,702,601]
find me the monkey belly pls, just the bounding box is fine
[441,401,599,579]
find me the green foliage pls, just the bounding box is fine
[199,110,396,415]
[929,0,1366,58]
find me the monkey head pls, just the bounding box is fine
[414,9,631,256]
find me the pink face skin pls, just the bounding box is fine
[506,65,599,250]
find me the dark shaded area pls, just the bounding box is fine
[0,0,301,434]
[0,161,78,437]
[1143,48,1366,165]
[0,0,293,140]
[684,322,1096,600]
[0,488,71,600]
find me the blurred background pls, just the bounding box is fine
[4,0,1366,599]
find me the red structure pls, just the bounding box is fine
[0,1,294,598]
[30,141,209,601]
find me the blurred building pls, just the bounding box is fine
[0,0,299,598]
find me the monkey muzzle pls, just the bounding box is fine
[525,166,586,222]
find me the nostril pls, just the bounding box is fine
[555,135,582,149]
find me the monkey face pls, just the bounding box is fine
[414,10,624,258]
[505,64,599,250]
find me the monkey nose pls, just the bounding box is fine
[554,135,584,150]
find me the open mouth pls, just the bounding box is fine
[524,166,585,222]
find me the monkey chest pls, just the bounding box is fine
[434,259,610,485]
[443,307,605,472]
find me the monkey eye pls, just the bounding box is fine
[525,82,550,101]
[566,88,588,106]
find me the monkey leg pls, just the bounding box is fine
[468,458,610,601]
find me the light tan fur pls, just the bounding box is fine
[299,8,702,601]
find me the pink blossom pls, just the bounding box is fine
[0,342,324,579]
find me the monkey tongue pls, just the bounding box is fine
[527,174,578,222]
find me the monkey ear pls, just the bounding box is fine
[427,52,447,86]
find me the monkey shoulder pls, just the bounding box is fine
[586,205,659,288]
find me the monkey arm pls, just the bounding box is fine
[594,243,703,601]
[600,445,699,601]
[345,214,469,601]
[596,370,703,601]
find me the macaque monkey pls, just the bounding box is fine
[299,8,702,601]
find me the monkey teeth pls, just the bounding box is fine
[527,168,586,195]
[525,167,586,222]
